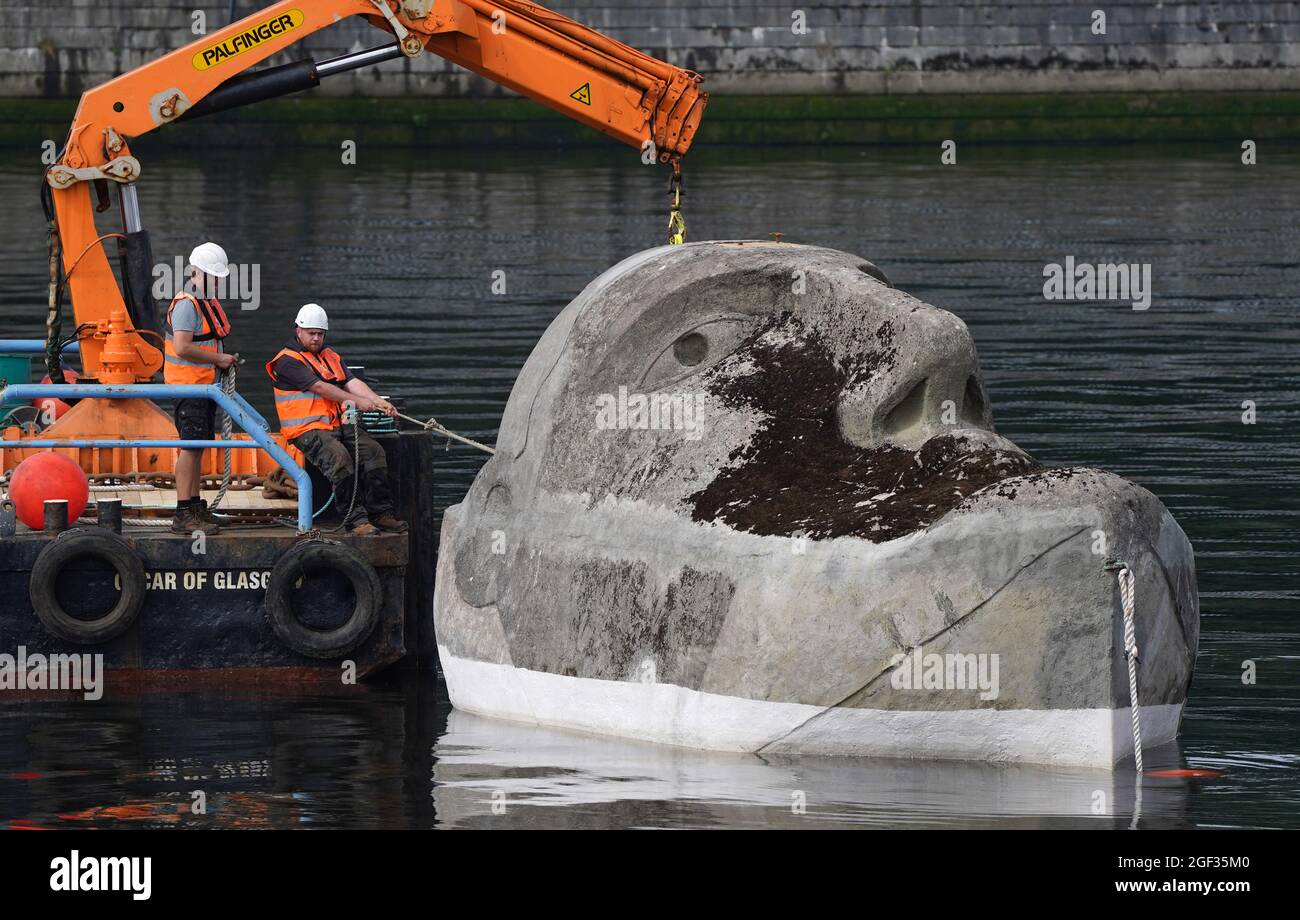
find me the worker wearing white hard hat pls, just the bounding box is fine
[294,302,329,330]
[188,241,231,278]
[265,304,407,535]
[165,240,239,535]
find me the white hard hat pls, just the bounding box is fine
[295,303,329,330]
[189,241,230,278]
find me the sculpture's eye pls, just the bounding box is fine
[640,317,756,390]
[673,332,708,366]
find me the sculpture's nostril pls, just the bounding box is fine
[836,307,993,451]
[962,375,986,424]
[882,378,928,438]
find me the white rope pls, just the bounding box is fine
[393,411,495,455]
[210,363,237,510]
[1115,563,1144,774]
[76,515,173,527]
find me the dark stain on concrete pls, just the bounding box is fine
[502,555,733,688]
[688,313,1038,541]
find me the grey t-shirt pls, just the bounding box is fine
[171,296,224,356]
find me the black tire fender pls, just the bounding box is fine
[264,539,380,659]
[30,528,145,644]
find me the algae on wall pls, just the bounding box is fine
[6,92,1300,150]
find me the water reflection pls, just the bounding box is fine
[0,681,438,830]
[434,709,1194,829]
[0,674,1283,829]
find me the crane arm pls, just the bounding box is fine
[45,0,708,382]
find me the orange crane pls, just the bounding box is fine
[12,0,707,476]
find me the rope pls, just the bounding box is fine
[1112,561,1144,774]
[75,515,173,527]
[393,411,495,455]
[321,415,361,533]
[45,220,63,383]
[209,361,237,511]
[270,408,490,530]
[279,409,486,531]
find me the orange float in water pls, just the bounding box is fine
[9,452,88,529]
[30,369,79,422]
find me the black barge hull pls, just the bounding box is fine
[0,431,439,684]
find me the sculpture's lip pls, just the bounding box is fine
[926,427,1026,457]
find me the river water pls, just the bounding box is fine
[0,143,1296,828]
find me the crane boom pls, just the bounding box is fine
[44,0,708,382]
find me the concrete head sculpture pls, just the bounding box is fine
[435,241,1199,768]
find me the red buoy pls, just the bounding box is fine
[9,452,88,529]
[31,369,79,422]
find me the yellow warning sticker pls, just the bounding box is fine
[192,9,305,71]
[570,82,592,106]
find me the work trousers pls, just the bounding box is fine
[293,425,394,527]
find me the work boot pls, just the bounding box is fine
[371,513,408,533]
[171,505,220,535]
[196,499,220,525]
[349,521,379,537]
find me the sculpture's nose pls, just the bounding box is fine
[837,309,1012,452]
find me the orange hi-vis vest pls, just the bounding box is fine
[164,292,231,385]
[265,346,349,440]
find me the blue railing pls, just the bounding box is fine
[0,340,80,355]
[0,383,312,531]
